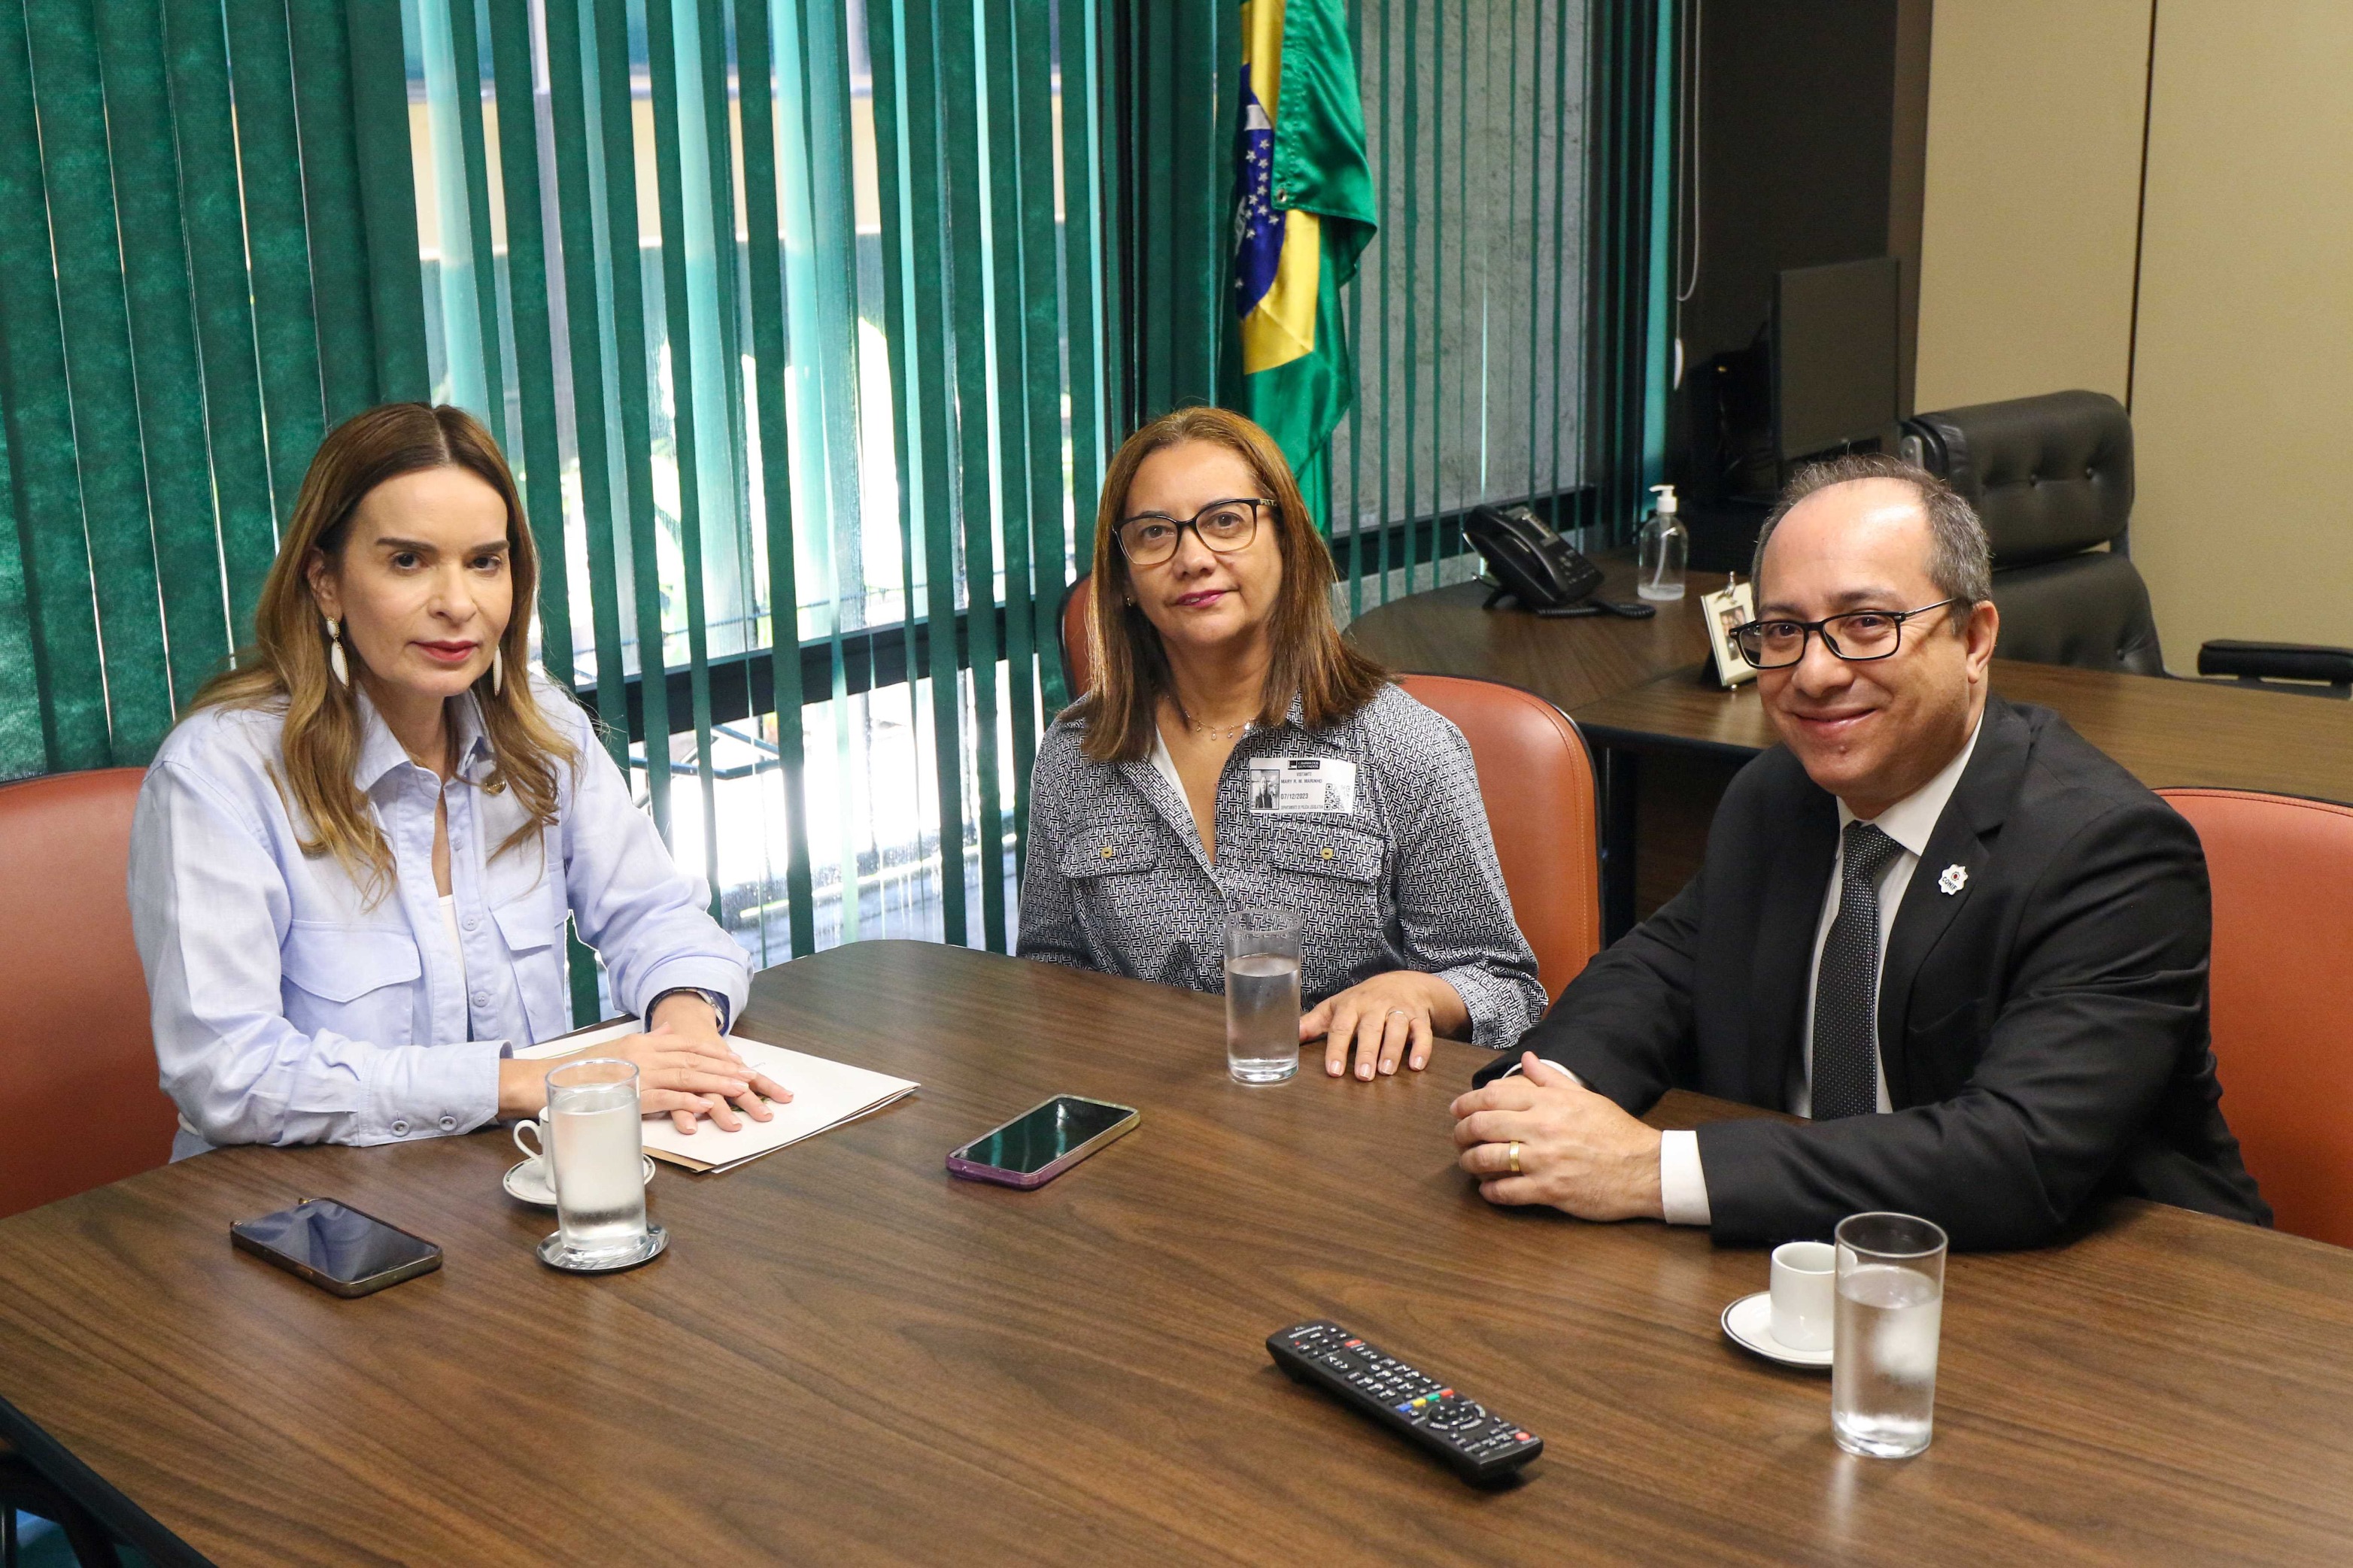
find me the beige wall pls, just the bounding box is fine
[1916,0,2351,666]
[2129,0,2353,657]
[1913,0,2151,411]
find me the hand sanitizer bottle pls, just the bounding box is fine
[1638,484,1688,601]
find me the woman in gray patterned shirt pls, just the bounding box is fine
[1017,408,1546,1081]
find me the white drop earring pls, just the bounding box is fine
[491,643,503,696]
[325,617,349,688]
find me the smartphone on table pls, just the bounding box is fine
[230,1199,444,1298]
[946,1095,1139,1189]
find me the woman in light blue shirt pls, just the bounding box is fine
[131,402,787,1156]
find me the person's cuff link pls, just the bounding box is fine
[648,986,730,1034]
[1657,1130,1711,1227]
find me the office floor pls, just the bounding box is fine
[8,1512,150,1568]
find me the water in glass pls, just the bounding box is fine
[1225,953,1302,1082]
[551,1087,647,1257]
[1832,1263,1943,1457]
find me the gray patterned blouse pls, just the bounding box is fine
[1016,684,1547,1048]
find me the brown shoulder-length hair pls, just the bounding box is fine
[188,402,575,896]
[1067,406,1387,763]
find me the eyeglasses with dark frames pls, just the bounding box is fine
[1732,598,1964,669]
[1114,498,1274,567]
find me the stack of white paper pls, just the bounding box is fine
[515,1024,918,1173]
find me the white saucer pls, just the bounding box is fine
[1720,1290,1833,1370]
[502,1155,657,1209]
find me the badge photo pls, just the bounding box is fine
[1700,575,1758,689]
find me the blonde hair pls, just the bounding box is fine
[1067,406,1387,763]
[187,403,575,896]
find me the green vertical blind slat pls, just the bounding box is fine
[888,0,969,950]
[0,423,42,778]
[161,0,278,638]
[347,0,429,405]
[483,0,574,689]
[221,0,326,529]
[539,0,630,771]
[1015,0,1068,717]
[734,0,818,957]
[587,0,671,839]
[93,0,230,712]
[26,0,176,760]
[642,0,720,910]
[937,0,1006,953]
[441,0,508,440]
[286,5,378,420]
[982,0,1038,884]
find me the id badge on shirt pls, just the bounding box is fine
[1247,755,1358,814]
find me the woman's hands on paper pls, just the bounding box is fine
[498,1016,791,1133]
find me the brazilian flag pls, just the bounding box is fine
[1228,0,1377,520]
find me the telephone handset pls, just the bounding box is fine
[1465,505,1654,619]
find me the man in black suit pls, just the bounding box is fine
[1451,454,2268,1249]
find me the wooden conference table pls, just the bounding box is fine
[1349,560,2353,930]
[4,943,2353,1565]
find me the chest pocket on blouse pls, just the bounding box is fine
[1265,822,1388,929]
[280,922,421,1047]
[493,898,572,1046]
[1058,814,1167,930]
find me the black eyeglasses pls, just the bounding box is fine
[1115,498,1274,567]
[1732,599,1963,669]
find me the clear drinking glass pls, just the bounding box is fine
[1832,1212,1948,1458]
[545,1058,650,1262]
[1225,907,1303,1084]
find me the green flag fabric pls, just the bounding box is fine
[1229,0,1377,495]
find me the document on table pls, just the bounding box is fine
[514,1023,918,1173]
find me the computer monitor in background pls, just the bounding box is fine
[1772,256,1900,462]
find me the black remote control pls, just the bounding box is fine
[1265,1320,1543,1482]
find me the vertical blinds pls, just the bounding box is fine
[0,0,423,782]
[413,0,1110,983]
[0,0,1114,1001]
[1114,0,1661,623]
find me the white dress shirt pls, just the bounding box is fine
[1517,714,1984,1225]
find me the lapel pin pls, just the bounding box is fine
[1938,864,1968,896]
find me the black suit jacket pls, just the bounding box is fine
[1491,696,2270,1250]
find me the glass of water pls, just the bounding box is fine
[1832,1212,1948,1458]
[542,1058,656,1268]
[1225,907,1303,1084]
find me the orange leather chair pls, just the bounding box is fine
[1057,578,1600,999]
[1393,675,1602,1000]
[1061,574,1096,699]
[0,769,176,1218]
[2159,788,2353,1248]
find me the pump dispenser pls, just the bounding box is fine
[1637,483,1688,601]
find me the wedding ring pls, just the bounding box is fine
[1387,1008,1410,1018]
[1507,1141,1523,1175]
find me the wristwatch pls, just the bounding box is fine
[647,985,731,1034]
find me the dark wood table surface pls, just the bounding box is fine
[1345,554,1716,714]
[1574,657,2353,804]
[5,942,2353,1566]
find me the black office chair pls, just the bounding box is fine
[1900,390,2348,696]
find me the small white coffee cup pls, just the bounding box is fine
[512,1115,553,1176]
[1770,1240,1836,1351]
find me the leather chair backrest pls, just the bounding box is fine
[1061,574,1095,700]
[1057,585,1598,999]
[1903,389,2132,567]
[1392,675,1601,1002]
[0,769,175,1217]
[1987,552,2167,677]
[2158,787,2353,1248]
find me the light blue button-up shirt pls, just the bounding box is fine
[129,679,751,1154]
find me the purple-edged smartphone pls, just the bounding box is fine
[946,1094,1139,1189]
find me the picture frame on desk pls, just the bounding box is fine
[1701,578,1758,689]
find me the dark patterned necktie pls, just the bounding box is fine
[1811,821,1905,1121]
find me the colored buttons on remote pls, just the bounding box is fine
[1267,1320,1543,1482]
